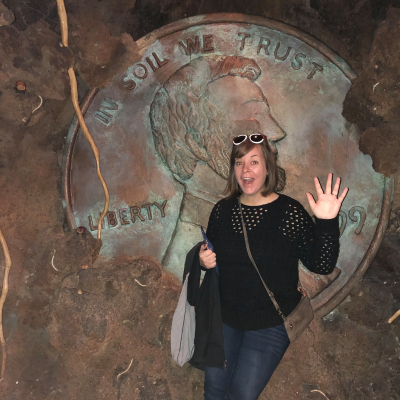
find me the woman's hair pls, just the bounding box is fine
[224,139,285,199]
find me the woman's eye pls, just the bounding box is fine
[235,161,241,166]
[251,161,258,165]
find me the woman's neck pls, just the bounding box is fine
[239,192,279,206]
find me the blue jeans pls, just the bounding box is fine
[204,323,290,400]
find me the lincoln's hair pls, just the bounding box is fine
[150,56,262,182]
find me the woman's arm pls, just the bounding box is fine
[282,174,347,275]
[205,201,223,244]
[199,201,223,270]
[291,206,340,275]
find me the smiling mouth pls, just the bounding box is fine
[242,178,255,184]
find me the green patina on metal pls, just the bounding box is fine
[62,14,392,317]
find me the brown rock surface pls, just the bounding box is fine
[343,8,400,177]
[0,0,15,26]
[67,13,140,89]
[45,257,203,400]
[0,21,74,102]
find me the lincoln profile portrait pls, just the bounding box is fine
[150,55,287,272]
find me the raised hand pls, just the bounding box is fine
[306,173,348,219]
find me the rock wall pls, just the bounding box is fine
[0,1,399,399]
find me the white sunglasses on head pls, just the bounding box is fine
[232,133,267,145]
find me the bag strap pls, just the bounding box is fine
[238,198,287,322]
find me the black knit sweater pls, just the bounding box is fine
[206,194,340,331]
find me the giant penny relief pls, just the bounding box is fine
[63,14,393,317]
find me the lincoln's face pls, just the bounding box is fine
[150,56,287,183]
[206,75,286,155]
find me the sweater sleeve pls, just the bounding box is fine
[279,199,340,275]
[205,200,223,245]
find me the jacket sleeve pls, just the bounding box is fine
[279,199,340,275]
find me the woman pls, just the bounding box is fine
[199,133,348,400]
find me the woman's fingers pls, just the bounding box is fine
[332,177,341,196]
[338,186,349,202]
[306,192,316,209]
[199,247,216,269]
[203,257,216,269]
[314,177,324,197]
[325,173,333,195]
[314,174,346,199]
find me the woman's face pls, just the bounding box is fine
[234,145,268,199]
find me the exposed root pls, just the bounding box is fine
[311,389,330,399]
[134,279,147,287]
[388,309,400,323]
[21,94,44,124]
[32,95,43,114]
[56,0,109,240]
[68,69,109,240]
[372,82,380,92]
[51,249,59,272]
[0,229,12,381]
[117,358,133,381]
[56,0,68,47]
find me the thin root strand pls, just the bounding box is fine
[372,82,380,92]
[51,249,59,272]
[0,229,12,381]
[117,358,134,381]
[311,389,330,400]
[32,95,43,114]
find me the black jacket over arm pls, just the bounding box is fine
[184,243,225,371]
